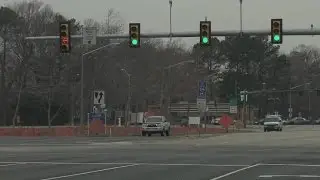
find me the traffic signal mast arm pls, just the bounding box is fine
[25,28,320,41]
[246,89,320,95]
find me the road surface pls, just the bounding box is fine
[1,125,320,180]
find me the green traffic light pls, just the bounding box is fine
[273,34,280,41]
[131,39,138,45]
[202,37,209,44]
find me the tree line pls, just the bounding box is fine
[0,0,319,126]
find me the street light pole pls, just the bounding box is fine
[306,82,311,120]
[308,89,311,120]
[289,84,292,119]
[121,68,131,126]
[80,43,120,125]
[160,60,194,112]
[288,82,312,120]
[239,0,243,35]
[169,0,173,42]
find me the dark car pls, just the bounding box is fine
[254,118,264,125]
[180,116,189,127]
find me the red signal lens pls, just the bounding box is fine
[61,37,69,44]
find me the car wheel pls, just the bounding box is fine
[264,128,267,132]
[142,131,146,136]
[148,133,152,136]
[166,130,170,136]
[279,128,282,131]
[160,131,164,136]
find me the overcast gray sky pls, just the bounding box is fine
[1,0,320,53]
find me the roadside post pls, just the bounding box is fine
[197,80,207,136]
[240,90,248,128]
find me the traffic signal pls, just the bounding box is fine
[59,22,71,53]
[200,21,211,46]
[129,23,140,47]
[271,19,283,44]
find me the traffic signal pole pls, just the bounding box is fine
[25,28,320,41]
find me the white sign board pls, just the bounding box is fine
[196,98,206,112]
[92,106,98,113]
[188,117,200,125]
[83,27,97,45]
[229,106,237,114]
[93,90,105,105]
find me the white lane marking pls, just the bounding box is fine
[261,163,320,167]
[7,143,92,146]
[137,163,246,167]
[246,148,276,152]
[259,175,320,178]
[0,161,248,167]
[39,164,139,180]
[209,163,261,180]
[0,164,17,167]
[90,141,133,145]
[1,141,134,146]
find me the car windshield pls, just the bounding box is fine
[146,117,162,123]
[264,118,280,122]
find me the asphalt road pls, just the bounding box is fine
[1,125,320,180]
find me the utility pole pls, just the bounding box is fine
[239,0,243,35]
[169,0,173,42]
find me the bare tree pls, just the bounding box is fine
[0,6,21,125]
[102,8,124,34]
[4,1,82,126]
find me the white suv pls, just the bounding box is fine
[264,115,283,132]
[141,116,170,136]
